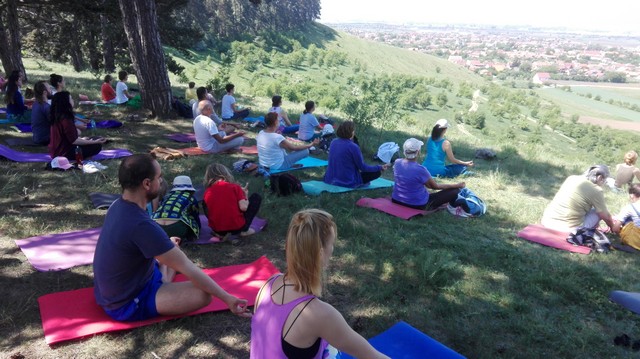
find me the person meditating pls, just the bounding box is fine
[115,70,135,105]
[613,150,640,191]
[422,119,474,178]
[298,100,322,142]
[268,95,298,134]
[221,83,250,120]
[541,165,617,233]
[250,209,389,359]
[324,121,388,188]
[193,100,245,153]
[31,81,51,146]
[101,74,117,104]
[392,138,465,210]
[257,112,318,171]
[93,154,251,321]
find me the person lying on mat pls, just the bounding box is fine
[193,100,245,154]
[541,165,617,233]
[251,209,388,359]
[422,118,474,178]
[193,88,237,134]
[257,112,318,171]
[392,138,465,210]
[94,154,251,321]
[221,83,250,121]
[49,91,106,161]
[268,95,298,134]
[324,121,388,188]
[152,175,201,244]
[203,163,262,242]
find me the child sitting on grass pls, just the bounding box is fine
[152,175,201,244]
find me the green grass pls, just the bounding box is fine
[2,24,640,359]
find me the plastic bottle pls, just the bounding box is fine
[75,146,83,168]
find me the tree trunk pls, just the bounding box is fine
[100,13,115,73]
[0,0,26,81]
[69,20,86,72]
[117,0,173,119]
[86,18,102,72]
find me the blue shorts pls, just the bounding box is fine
[104,264,163,321]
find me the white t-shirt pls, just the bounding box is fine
[221,94,236,119]
[115,81,129,104]
[193,114,220,152]
[268,106,286,126]
[256,130,286,169]
[192,102,222,125]
[298,112,320,140]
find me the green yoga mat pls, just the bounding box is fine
[302,178,394,196]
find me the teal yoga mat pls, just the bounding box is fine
[302,177,394,196]
[269,156,328,174]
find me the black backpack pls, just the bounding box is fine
[318,133,336,152]
[270,173,302,196]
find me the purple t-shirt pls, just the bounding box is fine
[93,198,175,310]
[392,158,431,206]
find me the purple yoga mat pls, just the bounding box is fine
[14,123,32,132]
[95,120,122,129]
[15,228,102,271]
[0,144,131,162]
[195,215,268,244]
[165,133,196,142]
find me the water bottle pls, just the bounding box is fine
[75,146,83,167]
[90,119,96,129]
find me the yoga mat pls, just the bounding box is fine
[244,116,264,123]
[13,122,31,132]
[356,197,442,220]
[38,256,280,345]
[516,224,591,254]
[195,215,268,244]
[269,156,329,174]
[340,321,466,359]
[5,137,43,147]
[302,178,394,196]
[610,291,640,315]
[0,145,132,162]
[15,228,102,271]
[165,133,196,142]
[180,146,258,156]
[95,120,123,129]
[89,193,120,209]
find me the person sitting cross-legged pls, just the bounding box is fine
[93,154,251,321]
[256,112,318,171]
[193,100,245,154]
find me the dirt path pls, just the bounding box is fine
[579,116,640,132]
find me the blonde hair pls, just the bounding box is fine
[624,150,638,165]
[285,209,337,297]
[203,163,234,187]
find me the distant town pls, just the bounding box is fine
[329,23,640,84]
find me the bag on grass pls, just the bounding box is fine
[270,173,301,196]
[566,227,611,253]
[318,133,336,152]
[447,188,487,218]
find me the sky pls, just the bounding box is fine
[319,0,640,34]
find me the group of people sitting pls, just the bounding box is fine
[101,70,135,105]
[95,154,389,358]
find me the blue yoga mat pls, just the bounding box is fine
[610,291,640,315]
[340,321,465,359]
[269,156,328,174]
[302,177,394,196]
[244,116,265,123]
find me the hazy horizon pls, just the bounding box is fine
[320,0,640,35]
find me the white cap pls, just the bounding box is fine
[435,118,450,128]
[172,175,196,192]
[51,156,73,170]
[403,138,424,159]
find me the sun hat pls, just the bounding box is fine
[50,156,73,170]
[435,118,450,128]
[171,175,196,191]
[403,138,424,159]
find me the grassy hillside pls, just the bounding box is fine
[1,22,639,358]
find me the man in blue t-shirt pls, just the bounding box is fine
[93,154,251,321]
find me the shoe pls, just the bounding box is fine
[309,146,316,151]
[240,228,256,237]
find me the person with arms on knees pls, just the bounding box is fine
[324,121,388,188]
[221,83,250,120]
[93,154,251,321]
[193,100,245,153]
[298,100,322,142]
[251,209,389,359]
[115,70,135,105]
[193,87,237,134]
[422,119,473,178]
[613,150,640,191]
[185,82,197,104]
[49,73,91,130]
[31,81,51,146]
[268,95,298,134]
[257,112,318,171]
[49,91,105,160]
[101,74,117,104]
[152,175,201,244]
[203,163,262,240]
[4,70,28,122]
[393,138,465,210]
[541,165,617,233]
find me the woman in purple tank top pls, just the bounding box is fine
[250,209,388,359]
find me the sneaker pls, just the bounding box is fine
[309,146,316,151]
[240,228,256,237]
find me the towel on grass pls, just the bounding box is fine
[302,178,394,196]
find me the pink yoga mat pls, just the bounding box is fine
[38,256,280,345]
[0,144,131,162]
[195,215,268,244]
[15,228,102,271]
[516,224,591,254]
[356,197,441,220]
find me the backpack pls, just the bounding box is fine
[567,227,611,253]
[270,173,302,196]
[447,188,487,217]
[318,133,336,152]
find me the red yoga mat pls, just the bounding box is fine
[38,256,279,345]
[516,224,591,254]
[356,197,441,220]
